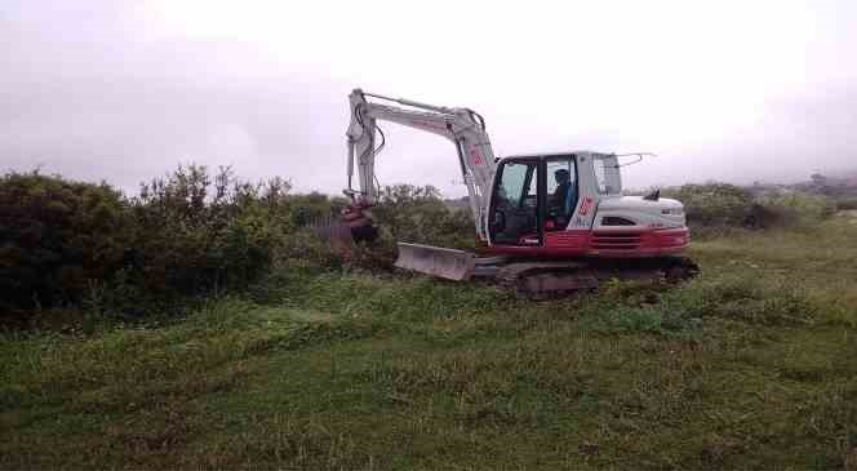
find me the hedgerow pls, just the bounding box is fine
[1,168,840,328]
[0,164,473,326]
[663,183,837,233]
[1,166,305,324]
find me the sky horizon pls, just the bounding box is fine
[3,1,856,198]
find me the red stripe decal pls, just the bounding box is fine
[578,197,593,216]
[470,147,482,165]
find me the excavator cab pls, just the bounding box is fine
[489,154,581,246]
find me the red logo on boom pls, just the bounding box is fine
[578,197,593,216]
[470,148,482,165]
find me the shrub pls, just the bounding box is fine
[287,192,350,227]
[371,184,476,250]
[0,171,133,313]
[665,183,836,231]
[665,183,755,228]
[753,192,836,227]
[0,165,306,326]
[320,184,478,272]
[835,197,857,211]
[279,228,342,271]
[130,165,292,299]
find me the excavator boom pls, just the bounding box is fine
[346,89,496,240]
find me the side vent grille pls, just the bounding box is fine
[591,231,642,250]
[601,216,636,226]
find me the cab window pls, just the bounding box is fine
[490,160,540,245]
[546,156,577,230]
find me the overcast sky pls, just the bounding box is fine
[2,0,856,197]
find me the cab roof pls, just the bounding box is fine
[499,151,612,160]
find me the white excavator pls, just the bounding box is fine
[333,89,697,297]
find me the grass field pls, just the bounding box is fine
[2,215,857,469]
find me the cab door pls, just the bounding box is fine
[488,159,542,245]
[545,155,579,231]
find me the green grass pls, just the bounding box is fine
[3,217,857,469]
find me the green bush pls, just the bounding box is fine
[279,228,342,271]
[320,184,478,273]
[287,192,350,227]
[1,165,303,325]
[665,183,754,228]
[665,183,836,231]
[129,165,292,299]
[753,192,836,226]
[0,171,133,314]
[371,184,476,250]
[835,197,857,211]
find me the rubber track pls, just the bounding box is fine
[496,256,699,299]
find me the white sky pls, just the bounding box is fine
[2,0,856,196]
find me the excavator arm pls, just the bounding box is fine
[345,89,497,241]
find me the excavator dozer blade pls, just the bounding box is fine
[395,242,477,281]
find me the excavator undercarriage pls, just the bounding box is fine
[395,242,699,299]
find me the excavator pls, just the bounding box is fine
[331,89,698,297]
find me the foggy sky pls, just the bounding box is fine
[2,1,856,197]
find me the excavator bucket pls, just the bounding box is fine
[394,242,477,281]
[306,203,378,256]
